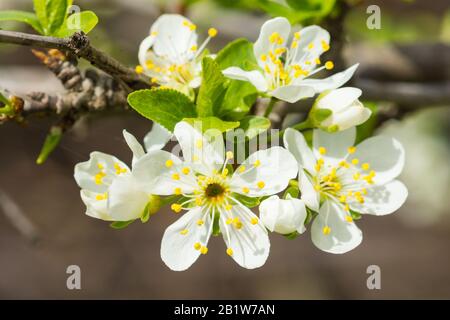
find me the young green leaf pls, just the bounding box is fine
[110,220,135,229]
[127,89,197,132]
[55,11,98,37]
[0,10,43,34]
[183,117,239,133]
[239,116,271,139]
[196,57,227,117]
[36,126,62,165]
[34,0,71,35]
[216,38,258,70]
[219,80,257,121]
[232,193,261,208]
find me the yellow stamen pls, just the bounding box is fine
[319,147,327,155]
[325,61,334,70]
[226,248,233,256]
[180,229,188,235]
[165,160,174,168]
[174,187,182,195]
[253,160,261,167]
[135,65,144,74]
[345,215,353,222]
[172,173,180,180]
[182,167,190,175]
[351,158,359,165]
[322,226,331,235]
[194,242,201,250]
[361,163,370,170]
[197,219,204,226]
[242,187,250,194]
[200,246,208,254]
[208,28,218,37]
[251,217,258,225]
[171,203,182,213]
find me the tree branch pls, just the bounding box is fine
[0,29,150,89]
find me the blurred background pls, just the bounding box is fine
[0,0,449,299]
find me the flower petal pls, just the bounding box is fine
[74,152,130,193]
[313,128,356,166]
[283,128,316,174]
[107,175,150,221]
[311,200,362,254]
[290,25,330,68]
[347,136,405,185]
[350,180,408,216]
[161,206,213,271]
[230,146,298,197]
[260,195,307,234]
[143,122,172,152]
[138,35,156,69]
[321,101,371,131]
[254,17,291,68]
[316,87,362,113]
[219,203,270,269]
[132,150,196,195]
[174,121,225,176]
[270,85,315,103]
[299,169,320,211]
[300,63,359,93]
[80,189,113,221]
[222,67,268,92]
[123,130,145,166]
[150,14,198,62]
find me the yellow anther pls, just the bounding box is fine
[257,181,265,189]
[264,64,271,74]
[339,160,349,168]
[172,173,180,180]
[333,182,342,191]
[197,219,204,226]
[226,218,233,225]
[145,61,154,69]
[151,31,158,36]
[344,204,350,211]
[239,166,246,173]
[353,172,361,180]
[369,170,376,177]
[347,190,354,196]
[317,158,325,165]
[168,64,176,72]
[345,215,353,222]
[339,195,347,203]
[275,47,286,55]
[226,151,234,159]
[221,168,229,177]
[348,146,356,154]
[194,242,201,250]
[190,24,197,31]
[315,164,322,172]
[195,198,203,206]
[97,163,104,170]
[319,147,327,155]
[180,229,188,235]
[251,217,258,225]
[361,163,370,170]
[322,226,331,235]
[260,54,267,62]
[193,155,199,161]
[233,218,243,230]
[135,65,144,74]
[208,28,218,37]
[190,45,198,52]
[165,159,174,168]
[225,204,233,211]
[321,40,330,52]
[314,184,321,191]
[305,60,311,65]
[200,246,208,254]
[171,203,182,213]
[315,58,321,65]
[226,248,234,256]
[196,139,203,149]
[95,193,107,201]
[242,187,250,194]
[151,77,158,83]
[174,187,182,195]
[182,167,190,175]
[294,32,300,40]
[351,158,359,165]
[291,41,298,48]
[269,32,280,43]
[325,61,334,70]
[253,160,261,167]
[362,188,368,195]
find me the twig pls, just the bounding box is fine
[0,30,150,89]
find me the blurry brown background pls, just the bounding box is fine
[0,0,449,299]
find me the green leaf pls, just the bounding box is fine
[216,38,258,71]
[0,10,43,34]
[239,116,271,139]
[110,220,135,229]
[283,186,300,199]
[55,11,98,37]
[232,193,261,208]
[127,89,197,132]
[284,231,299,240]
[183,117,239,133]
[34,0,70,35]
[196,57,227,117]
[36,126,62,165]
[219,80,258,120]
[350,210,362,221]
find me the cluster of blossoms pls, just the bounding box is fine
[74,14,408,271]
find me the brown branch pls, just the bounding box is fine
[0,29,150,89]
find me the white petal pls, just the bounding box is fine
[150,14,198,62]
[174,121,225,176]
[300,64,359,93]
[143,123,172,152]
[350,180,408,216]
[80,190,113,221]
[316,87,362,112]
[283,128,316,174]
[313,128,356,165]
[311,200,362,254]
[230,147,298,197]
[322,102,371,131]
[123,130,145,166]
[132,150,196,195]
[254,17,291,68]
[138,35,156,69]
[107,175,150,221]
[298,169,320,211]
[161,206,213,271]
[290,25,330,68]
[260,195,307,234]
[347,136,405,185]
[219,203,270,269]
[270,85,315,103]
[74,152,130,193]
[222,67,268,92]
